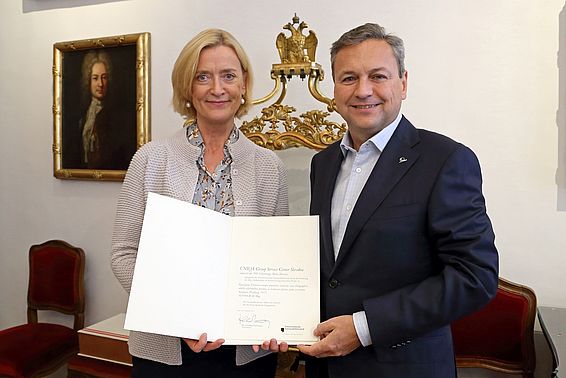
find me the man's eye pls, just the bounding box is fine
[341,76,355,83]
[371,74,388,81]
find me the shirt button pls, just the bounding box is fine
[232,169,238,175]
[346,205,352,211]
[235,200,242,206]
[328,278,340,289]
[355,167,362,173]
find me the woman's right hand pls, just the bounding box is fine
[183,333,225,352]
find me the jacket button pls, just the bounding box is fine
[328,278,340,288]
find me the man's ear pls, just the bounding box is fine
[401,70,408,100]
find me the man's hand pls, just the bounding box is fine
[183,333,224,352]
[252,338,289,353]
[298,315,361,357]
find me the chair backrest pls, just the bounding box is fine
[27,239,86,330]
[451,277,537,377]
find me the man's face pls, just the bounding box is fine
[333,39,407,149]
[90,62,108,100]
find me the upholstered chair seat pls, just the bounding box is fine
[0,323,78,377]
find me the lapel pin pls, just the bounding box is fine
[398,157,408,164]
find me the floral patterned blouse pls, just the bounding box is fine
[186,123,238,216]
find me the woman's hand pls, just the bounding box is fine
[183,333,225,352]
[252,338,289,353]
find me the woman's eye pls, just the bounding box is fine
[224,73,236,81]
[196,74,209,82]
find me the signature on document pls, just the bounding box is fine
[238,314,270,328]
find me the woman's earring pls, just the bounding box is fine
[240,96,245,105]
[186,101,191,108]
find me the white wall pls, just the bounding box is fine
[1,0,565,329]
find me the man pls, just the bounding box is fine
[63,50,135,170]
[80,52,111,168]
[298,23,499,378]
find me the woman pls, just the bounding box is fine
[111,29,288,377]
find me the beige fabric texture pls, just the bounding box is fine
[111,127,289,365]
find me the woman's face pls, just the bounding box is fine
[90,62,108,100]
[190,45,246,129]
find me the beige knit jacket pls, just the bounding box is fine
[111,128,289,365]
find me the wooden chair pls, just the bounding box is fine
[0,240,85,378]
[451,277,537,378]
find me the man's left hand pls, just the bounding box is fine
[298,315,361,357]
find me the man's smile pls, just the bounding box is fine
[351,104,380,109]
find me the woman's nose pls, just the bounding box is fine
[210,77,224,95]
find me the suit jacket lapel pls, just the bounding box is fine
[316,143,344,271]
[334,117,421,269]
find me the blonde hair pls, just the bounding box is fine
[171,29,254,121]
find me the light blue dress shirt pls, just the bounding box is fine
[330,111,402,347]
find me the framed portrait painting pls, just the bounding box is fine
[52,32,150,181]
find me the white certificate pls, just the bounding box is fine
[124,192,320,345]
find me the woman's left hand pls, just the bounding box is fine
[183,333,225,352]
[252,338,289,353]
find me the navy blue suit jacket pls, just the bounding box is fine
[308,116,499,378]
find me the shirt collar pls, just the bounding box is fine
[339,111,403,156]
[186,122,239,147]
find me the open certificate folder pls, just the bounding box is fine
[125,192,320,345]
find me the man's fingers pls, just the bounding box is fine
[313,319,335,337]
[298,342,322,357]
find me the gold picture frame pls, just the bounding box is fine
[52,32,150,181]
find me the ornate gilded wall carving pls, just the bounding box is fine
[240,15,345,150]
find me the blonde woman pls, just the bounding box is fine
[111,29,288,377]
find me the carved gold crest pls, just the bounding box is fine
[276,14,317,64]
[242,15,345,150]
